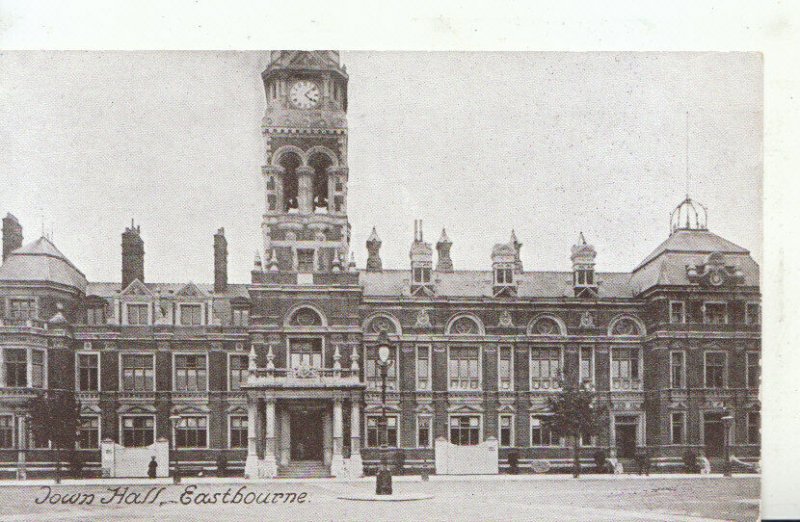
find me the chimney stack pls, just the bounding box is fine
[214,227,228,292]
[2,213,23,262]
[121,220,144,289]
[366,227,382,272]
[436,228,453,272]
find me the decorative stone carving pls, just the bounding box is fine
[611,317,640,336]
[415,309,432,329]
[369,315,396,334]
[498,311,514,328]
[532,317,559,335]
[686,252,745,287]
[579,311,595,328]
[450,316,479,335]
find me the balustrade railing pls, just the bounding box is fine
[246,366,362,387]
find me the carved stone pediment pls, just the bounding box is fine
[686,252,745,287]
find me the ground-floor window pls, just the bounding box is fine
[499,414,514,447]
[530,415,559,447]
[747,411,760,444]
[229,416,248,448]
[417,415,432,448]
[670,412,686,445]
[0,415,13,448]
[78,416,100,449]
[175,416,208,448]
[450,415,481,446]
[366,415,398,448]
[121,416,155,447]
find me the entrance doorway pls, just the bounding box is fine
[290,410,323,461]
[704,413,725,457]
[614,415,638,458]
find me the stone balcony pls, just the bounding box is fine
[244,366,364,389]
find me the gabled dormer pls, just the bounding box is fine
[491,238,517,298]
[409,220,434,296]
[571,232,598,298]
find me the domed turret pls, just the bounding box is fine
[670,196,708,234]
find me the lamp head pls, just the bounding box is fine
[378,345,391,364]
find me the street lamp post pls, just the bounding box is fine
[169,415,182,484]
[375,331,394,495]
[721,415,734,477]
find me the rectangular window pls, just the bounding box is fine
[121,416,155,447]
[229,416,248,448]
[670,412,685,444]
[179,304,203,326]
[289,339,323,370]
[87,306,106,325]
[9,298,36,321]
[4,349,27,387]
[611,347,641,390]
[413,267,431,284]
[498,345,513,390]
[747,412,760,444]
[417,416,432,448]
[366,345,397,391]
[366,415,398,448]
[121,354,154,391]
[530,346,561,390]
[229,354,248,391]
[575,269,594,286]
[579,346,594,387]
[670,351,685,388]
[450,415,481,446]
[746,352,760,389]
[78,353,99,391]
[126,304,149,325]
[499,414,514,447]
[174,354,207,391]
[31,350,45,388]
[297,249,315,273]
[232,309,249,327]
[495,268,513,285]
[416,345,431,391]
[745,303,761,325]
[530,416,558,446]
[175,416,207,448]
[78,416,100,449]
[704,352,727,388]
[448,346,481,390]
[703,302,728,325]
[670,301,686,324]
[0,416,13,448]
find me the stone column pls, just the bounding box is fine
[297,166,314,214]
[279,409,291,466]
[326,167,338,214]
[322,408,332,466]
[330,398,345,477]
[263,165,285,213]
[262,398,278,477]
[349,400,363,476]
[244,396,259,478]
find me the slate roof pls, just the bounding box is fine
[85,281,249,298]
[0,237,88,292]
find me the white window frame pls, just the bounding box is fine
[416,414,433,448]
[287,336,326,370]
[448,413,483,446]
[119,413,156,447]
[579,345,595,387]
[703,350,728,389]
[227,414,249,449]
[702,301,728,325]
[745,302,761,325]
[415,344,432,391]
[76,350,101,392]
[498,413,515,447]
[171,352,209,392]
[746,351,760,389]
[118,352,156,392]
[529,345,563,391]
[669,411,686,445]
[227,352,249,391]
[669,300,686,324]
[123,302,152,326]
[29,348,47,389]
[494,267,513,285]
[412,266,432,284]
[609,345,643,391]
[447,345,483,391]
[177,303,205,326]
[497,344,514,391]
[365,414,399,448]
[6,297,38,321]
[172,414,210,449]
[529,414,561,447]
[669,350,686,389]
[78,414,102,449]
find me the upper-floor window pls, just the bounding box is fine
[669,301,685,324]
[498,345,513,391]
[495,268,513,285]
[297,249,315,273]
[4,349,28,387]
[745,303,761,325]
[232,308,249,327]
[704,351,727,388]
[174,354,207,391]
[229,354,248,391]
[670,351,685,388]
[413,266,431,284]
[579,346,594,387]
[703,302,728,325]
[530,346,561,390]
[746,351,760,388]
[574,269,594,286]
[121,354,154,391]
[366,345,397,391]
[179,304,203,326]
[611,346,641,390]
[448,346,481,390]
[0,415,14,448]
[416,345,431,391]
[126,304,149,326]
[450,415,481,446]
[290,338,323,369]
[86,305,106,325]
[31,350,45,388]
[8,298,36,321]
[77,352,100,391]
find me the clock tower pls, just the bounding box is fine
[259,51,350,273]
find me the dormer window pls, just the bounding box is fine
[126,303,149,326]
[495,268,513,285]
[179,304,203,326]
[232,308,249,327]
[87,305,106,325]
[574,269,594,286]
[413,267,431,284]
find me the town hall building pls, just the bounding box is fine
[0,51,760,478]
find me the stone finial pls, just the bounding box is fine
[266,344,275,370]
[267,249,279,272]
[350,344,360,371]
[366,227,382,272]
[248,345,257,370]
[331,250,342,273]
[333,344,342,370]
[436,228,453,272]
[348,252,357,271]
[510,230,523,273]
[254,251,263,271]
[571,232,597,265]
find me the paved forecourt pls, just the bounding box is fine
[0,475,759,522]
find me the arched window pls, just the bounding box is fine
[365,314,400,335]
[288,306,323,327]
[308,152,333,212]
[528,315,565,336]
[609,316,644,336]
[446,315,484,336]
[279,152,301,212]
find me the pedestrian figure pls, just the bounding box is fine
[148,456,158,479]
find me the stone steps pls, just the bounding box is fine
[277,461,331,478]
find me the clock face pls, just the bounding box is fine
[289,80,321,109]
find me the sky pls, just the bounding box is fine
[0,51,762,284]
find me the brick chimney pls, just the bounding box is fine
[121,220,144,289]
[436,228,453,272]
[214,227,228,292]
[2,213,23,262]
[365,227,382,272]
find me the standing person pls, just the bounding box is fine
[148,456,158,479]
